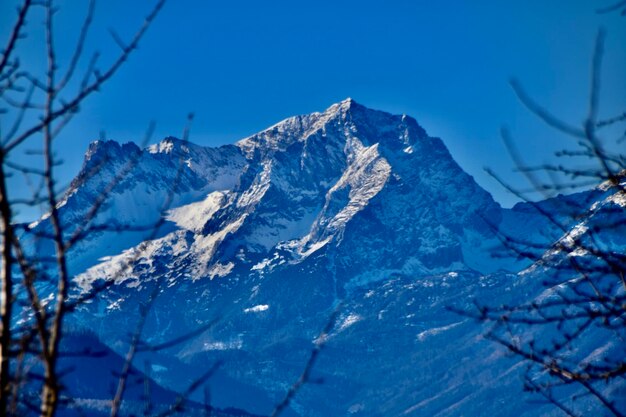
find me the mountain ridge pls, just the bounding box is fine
[65,98,520,293]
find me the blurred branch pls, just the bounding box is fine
[4,0,166,154]
[468,24,626,417]
[597,1,626,14]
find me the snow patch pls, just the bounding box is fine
[148,140,175,154]
[167,191,226,232]
[203,340,243,351]
[338,313,362,331]
[416,321,464,342]
[244,304,269,313]
[207,262,234,279]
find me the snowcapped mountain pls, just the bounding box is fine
[24,99,623,416]
[67,98,517,290]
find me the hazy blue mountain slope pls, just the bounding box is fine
[16,330,261,417]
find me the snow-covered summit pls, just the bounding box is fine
[237,98,427,159]
[61,99,511,290]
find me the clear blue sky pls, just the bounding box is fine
[2,0,626,217]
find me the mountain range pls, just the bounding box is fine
[22,99,625,416]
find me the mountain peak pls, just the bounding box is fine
[83,139,141,165]
[323,97,362,117]
[236,99,431,160]
[335,96,356,110]
[148,136,187,154]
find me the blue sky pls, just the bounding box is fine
[2,0,626,217]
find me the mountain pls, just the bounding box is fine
[22,99,623,416]
[68,98,518,288]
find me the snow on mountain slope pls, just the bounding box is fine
[24,99,622,417]
[73,99,520,294]
[25,137,246,277]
